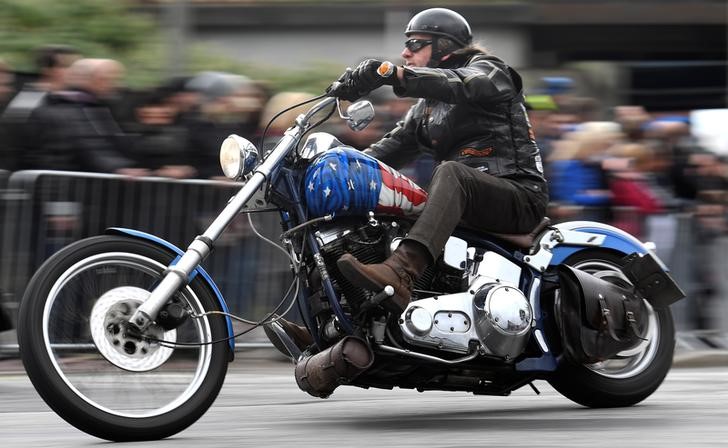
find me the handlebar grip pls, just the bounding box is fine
[377,61,395,77]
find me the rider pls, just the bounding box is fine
[269,7,549,350]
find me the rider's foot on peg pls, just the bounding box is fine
[336,241,430,313]
[263,315,314,357]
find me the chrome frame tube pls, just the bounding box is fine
[377,344,480,365]
[131,97,336,330]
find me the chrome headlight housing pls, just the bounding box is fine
[219,134,259,179]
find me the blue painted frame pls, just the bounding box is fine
[275,167,354,339]
[453,228,559,372]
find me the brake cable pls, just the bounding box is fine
[141,215,308,348]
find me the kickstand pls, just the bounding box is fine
[528,382,541,395]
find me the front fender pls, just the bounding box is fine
[105,227,235,353]
[550,221,649,265]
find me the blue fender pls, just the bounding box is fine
[549,221,649,266]
[105,227,235,352]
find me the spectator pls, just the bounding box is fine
[24,58,145,174]
[179,72,267,178]
[126,88,196,179]
[692,189,727,329]
[606,143,668,238]
[548,122,619,222]
[645,117,706,201]
[0,59,14,111]
[257,91,312,151]
[0,46,81,170]
[0,59,16,169]
[614,105,652,143]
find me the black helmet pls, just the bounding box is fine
[405,8,472,48]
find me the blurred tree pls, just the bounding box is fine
[0,0,346,92]
[0,0,165,86]
[186,46,343,94]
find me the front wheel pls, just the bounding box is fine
[548,249,676,408]
[18,235,230,441]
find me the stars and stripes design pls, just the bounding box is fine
[303,147,428,218]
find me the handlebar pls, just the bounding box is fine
[299,96,337,126]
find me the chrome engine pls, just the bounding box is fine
[315,222,534,360]
[399,239,534,360]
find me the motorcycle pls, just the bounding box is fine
[17,67,685,441]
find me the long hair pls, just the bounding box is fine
[439,43,491,68]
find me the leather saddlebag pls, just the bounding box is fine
[295,336,374,398]
[557,265,648,364]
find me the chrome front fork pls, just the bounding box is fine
[129,237,214,331]
[129,130,303,331]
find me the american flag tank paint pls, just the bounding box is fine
[304,147,428,218]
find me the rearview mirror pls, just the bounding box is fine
[339,100,375,131]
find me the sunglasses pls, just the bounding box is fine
[404,38,433,53]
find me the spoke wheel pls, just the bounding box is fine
[570,259,660,379]
[19,236,229,441]
[548,250,675,408]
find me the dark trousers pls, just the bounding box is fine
[406,161,548,262]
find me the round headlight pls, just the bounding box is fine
[219,134,259,179]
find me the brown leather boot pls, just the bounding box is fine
[336,241,430,313]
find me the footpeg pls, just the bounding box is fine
[370,285,395,306]
[358,285,395,314]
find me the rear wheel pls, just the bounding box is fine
[18,235,230,441]
[548,249,675,407]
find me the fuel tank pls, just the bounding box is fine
[304,147,428,218]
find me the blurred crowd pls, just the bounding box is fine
[528,78,727,331]
[0,46,726,331]
[0,46,419,181]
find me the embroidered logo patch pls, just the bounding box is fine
[460,147,494,157]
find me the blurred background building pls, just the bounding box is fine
[137,0,726,112]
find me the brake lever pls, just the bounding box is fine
[326,67,353,97]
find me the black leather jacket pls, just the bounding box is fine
[366,52,547,200]
[24,90,134,172]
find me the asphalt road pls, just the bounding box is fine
[0,359,726,448]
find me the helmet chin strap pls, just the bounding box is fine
[427,36,462,68]
[427,36,444,68]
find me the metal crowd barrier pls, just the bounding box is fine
[1,171,723,352]
[0,170,295,342]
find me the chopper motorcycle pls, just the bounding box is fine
[17,67,685,441]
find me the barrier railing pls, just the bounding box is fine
[0,170,295,341]
[0,170,723,353]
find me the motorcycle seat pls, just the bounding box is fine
[489,217,552,249]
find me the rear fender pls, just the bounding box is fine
[550,221,649,265]
[547,223,684,306]
[105,227,235,353]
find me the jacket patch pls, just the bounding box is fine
[460,147,494,157]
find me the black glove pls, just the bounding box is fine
[327,67,359,101]
[351,59,399,94]
[329,60,398,102]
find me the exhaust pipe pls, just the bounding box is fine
[295,336,374,398]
